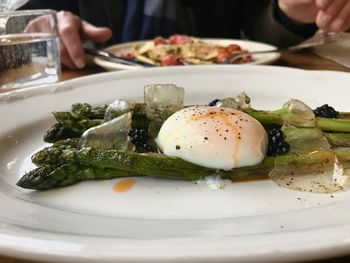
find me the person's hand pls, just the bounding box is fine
[57,11,112,69]
[278,0,350,32]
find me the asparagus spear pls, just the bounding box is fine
[48,104,350,142]
[71,103,108,119]
[17,146,350,190]
[45,103,151,143]
[44,123,81,143]
[43,112,103,143]
[43,104,108,142]
[31,138,79,166]
[53,111,104,133]
[324,132,350,147]
[247,109,350,133]
[39,127,350,166]
[18,164,140,190]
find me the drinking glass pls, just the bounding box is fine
[0,0,29,11]
[0,9,60,90]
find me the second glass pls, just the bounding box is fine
[0,9,60,90]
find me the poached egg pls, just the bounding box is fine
[156,106,268,170]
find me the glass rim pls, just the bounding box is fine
[0,9,57,17]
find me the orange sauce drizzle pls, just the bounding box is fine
[190,109,241,166]
[113,178,137,193]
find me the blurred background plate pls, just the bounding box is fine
[93,39,281,71]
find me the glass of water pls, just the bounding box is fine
[0,9,60,90]
[0,0,29,11]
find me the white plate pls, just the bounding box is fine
[1,65,350,263]
[93,39,281,71]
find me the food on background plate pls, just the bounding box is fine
[123,34,253,66]
[17,84,350,193]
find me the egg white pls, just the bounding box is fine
[156,106,268,170]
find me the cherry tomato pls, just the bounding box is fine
[168,34,192,45]
[216,48,232,63]
[122,53,135,59]
[161,54,183,66]
[154,36,167,45]
[226,44,241,53]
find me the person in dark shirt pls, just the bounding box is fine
[22,0,350,69]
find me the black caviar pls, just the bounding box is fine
[208,99,219,106]
[313,104,339,118]
[267,127,290,156]
[128,128,152,152]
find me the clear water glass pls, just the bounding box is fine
[0,9,60,90]
[0,0,29,11]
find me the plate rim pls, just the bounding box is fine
[2,64,350,101]
[1,223,350,263]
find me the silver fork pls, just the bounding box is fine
[230,30,350,63]
[84,47,155,68]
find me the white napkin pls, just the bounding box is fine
[312,39,350,69]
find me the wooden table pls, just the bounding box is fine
[1,51,350,263]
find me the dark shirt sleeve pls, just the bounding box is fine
[273,1,318,39]
[21,0,318,48]
[243,0,318,47]
[21,0,79,14]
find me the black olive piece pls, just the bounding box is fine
[313,104,339,118]
[208,99,219,106]
[128,128,152,152]
[267,127,290,156]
